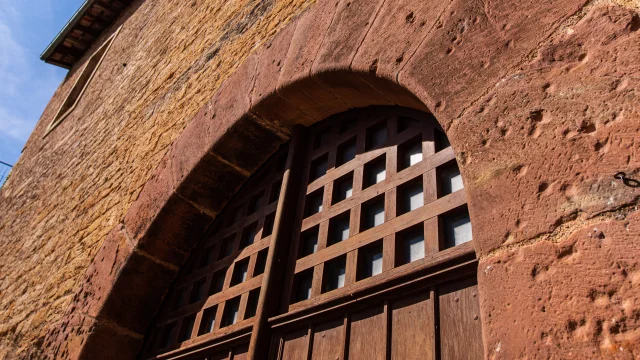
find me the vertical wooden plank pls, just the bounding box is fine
[349,204,361,237]
[424,217,440,256]
[191,310,204,340]
[439,277,484,360]
[222,264,234,292]
[248,127,308,359]
[341,315,350,360]
[310,318,345,360]
[384,188,397,222]
[317,220,330,251]
[431,289,439,360]
[352,166,365,195]
[280,329,311,360]
[281,128,312,313]
[348,306,386,360]
[390,291,435,360]
[237,291,249,321]
[424,168,439,255]
[306,325,314,360]
[386,145,398,180]
[213,301,226,331]
[247,252,258,281]
[345,250,358,286]
[384,301,391,360]
[311,263,324,297]
[382,234,395,271]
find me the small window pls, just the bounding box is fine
[299,226,319,258]
[218,235,235,260]
[397,116,420,133]
[230,259,249,286]
[198,306,217,335]
[262,212,275,238]
[313,127,331,149]
[434,128,451,152]
[208,269,226,296]
[336,137,357,166]
[240,223,258,249]
[309,153,329,182]
[438,161,464,196]
[398,135,423,171]
[253,249,268,276]
[248,191,264,215]
[189,278,207,304]
[397,225,425,265]
[244,289,261,319]
[293,270,314,303]
[443,207,472,248]
[322,256,347,293]
[332,173,354,204]
[339,118,357,133]
[178,314,196,343]
[397,177,424,215]
[366,121,388,150]
[221,297,241,327]
[305,189,324,217]
[158,322,177,349]
[45,29,120,136]
[357,241,383,280]
[328,211,350,246]
[360,195,385,231]
[363,155,386,189]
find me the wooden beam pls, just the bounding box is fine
[247,126,307,360]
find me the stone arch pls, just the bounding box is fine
[42,0,636,359]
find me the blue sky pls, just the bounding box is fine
[0,0,82,165]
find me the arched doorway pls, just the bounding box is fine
[142,106,483,359]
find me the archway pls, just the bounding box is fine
[140,106,481,359]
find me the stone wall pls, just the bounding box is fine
[0,0,313,358]
[1,0,639,359]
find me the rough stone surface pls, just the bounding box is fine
[399,0,589,119]
[479,210,640,359]
[351,0,451,81]
[1,0,639,359]
[450,4,640,255]
[0,0,314,357]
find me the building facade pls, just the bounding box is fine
[0,0,639,359]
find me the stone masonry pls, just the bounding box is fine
[1,0,639,359]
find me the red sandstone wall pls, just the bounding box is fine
[0,0,314,358]
[1,0,639,359]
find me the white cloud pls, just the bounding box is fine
[0,106,34,141]
[0,0,70,163]
[0,22,28,97]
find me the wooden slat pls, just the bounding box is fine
[391,291,435,360]
[158,276,263,325]
[280,329,310,360]
[301,147,456,230]
[295,190,467,273]
[247,128,307,360]
[310,318,344,360]
[281,243,475,317]
[306,129,426,194]
[438,277,484,360]
[348,306,386,360]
